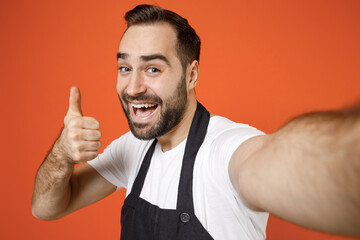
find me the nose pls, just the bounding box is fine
[126,71,147,97]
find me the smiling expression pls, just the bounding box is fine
[117,23,188,140]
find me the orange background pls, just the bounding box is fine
[1,0,359,239]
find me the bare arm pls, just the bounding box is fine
[32,87,116,220]
[229,103,360,237]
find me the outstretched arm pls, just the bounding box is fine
[32,87,116,220]
[229,103,360,237]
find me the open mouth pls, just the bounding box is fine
[131,103,159,119]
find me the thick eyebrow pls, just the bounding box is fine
[140,54,171,66]
[117,52,128,60]
[117,52,171,66]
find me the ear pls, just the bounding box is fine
[187,60,199,90]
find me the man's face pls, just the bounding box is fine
[117,23,188,140]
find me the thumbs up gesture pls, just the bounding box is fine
[57,87,102,164]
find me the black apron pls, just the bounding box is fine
[120,102,214,240]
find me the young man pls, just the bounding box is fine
[32,4,360,240]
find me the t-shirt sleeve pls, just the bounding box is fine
[210,124,265,174]
[209,124,269,237]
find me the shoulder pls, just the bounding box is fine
[193,116,269,235]
[199,115,266,195]
[87,131,155,189]
[205,115,265,148]
[197,115,265,184]
[88,130,154,172]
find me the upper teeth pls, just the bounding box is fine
[132,103,157,108]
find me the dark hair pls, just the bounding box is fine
[124,4,201,68]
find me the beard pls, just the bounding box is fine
[119,74,187,140]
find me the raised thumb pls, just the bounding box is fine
[67,86,83,116]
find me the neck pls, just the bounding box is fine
[157,92,197,152]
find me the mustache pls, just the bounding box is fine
[121,93,163,104]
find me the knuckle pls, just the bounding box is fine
[72,142,82,152]
[67,120,75,129]
[68,118,82,128]
[73,151,82,162]
[68,131,81,141]
[67,131,76,140]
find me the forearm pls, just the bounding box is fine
[32,141,74,220]
[233,103,360,236]
[271,106,359,233]
[32,87,103,220]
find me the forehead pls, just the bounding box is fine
[119,23,178,60]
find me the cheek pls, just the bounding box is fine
[157,73,183,97]
[150,83,171,100]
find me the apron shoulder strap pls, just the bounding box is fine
[130,139,158,196]
[176,102,210,211]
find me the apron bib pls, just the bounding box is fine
[121,102,214,240]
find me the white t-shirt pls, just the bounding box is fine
[88,116,269,240]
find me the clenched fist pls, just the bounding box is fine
[57,87,102,164]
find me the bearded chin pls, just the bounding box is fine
[119,75,187,140]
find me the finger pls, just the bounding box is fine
[73,151,99,163]
[78,141,102,151]
[86,141,102,151]
[82,117,100,130]
[84,151,100,161]
[67,86,83,117]
[82,129,102,141]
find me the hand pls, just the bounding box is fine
[57,87,102,164]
